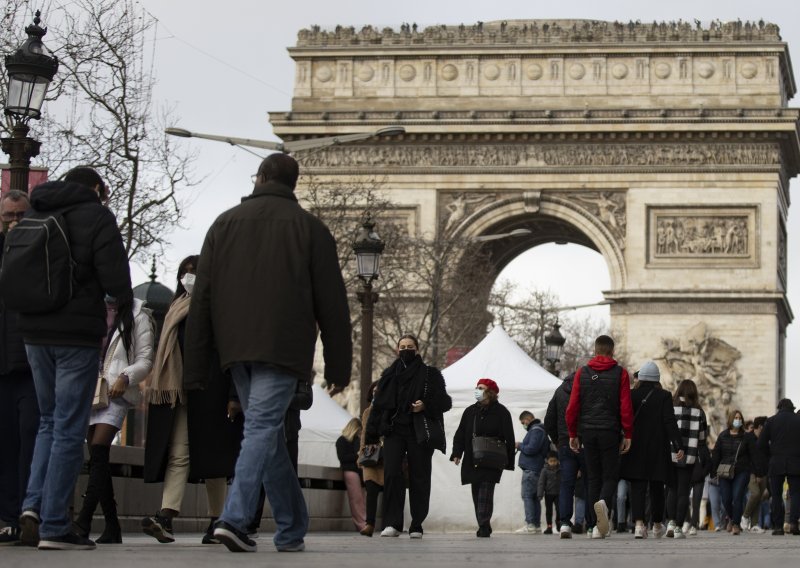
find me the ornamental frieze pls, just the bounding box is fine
[296,143,781,169]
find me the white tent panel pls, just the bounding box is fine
[298,384,354,468]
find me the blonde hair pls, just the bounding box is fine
[341,418,362,442]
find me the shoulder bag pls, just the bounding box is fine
[358,443,382,468]
[716,439,742,480]
[93,335,120,411]
[471,413,507,470]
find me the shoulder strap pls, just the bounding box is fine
[102,334,122,378]
[633,388,656,423]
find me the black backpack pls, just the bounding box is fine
[0,207,76,313]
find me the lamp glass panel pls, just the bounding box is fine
[545,342,562,362]
[356,252,379,279]
[6,74,47,117]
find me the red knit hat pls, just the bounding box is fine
[476,378,499,394]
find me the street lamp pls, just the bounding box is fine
[544,320,566,376]
[352,217,385,414]
[165,125,405,154]
[1,10,59,192]
[473,228,532,242]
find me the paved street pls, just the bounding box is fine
[2,531,796,567]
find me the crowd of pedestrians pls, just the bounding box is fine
[0,155,799,553]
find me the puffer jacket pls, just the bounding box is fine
[712,429,766,477]
[537,463,561,498]
[101,298,155,405]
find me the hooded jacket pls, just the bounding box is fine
[17,181,132,347]
[544,372,575,447]
[518,418,548,473]
[565,355,634,439]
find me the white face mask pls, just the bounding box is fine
[181,273,196,296]
[474,388,485,402]
[732,419,743,429]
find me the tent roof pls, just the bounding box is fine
[443,326,562,409]
[301,384,354,432]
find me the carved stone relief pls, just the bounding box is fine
[440,192,497,235]
[778,220,788,289]
[647,207,758,267]
[660,322,741,440]
[569,192,626,244]
[297,143,781,170]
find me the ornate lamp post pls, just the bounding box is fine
[352,217,385,414]
[544,320,566,376]
[1,10,59,192]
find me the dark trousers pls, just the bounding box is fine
[666,466,693,525]
[582,430,621,511]
[382,434,433,532]
[631,480,665,523]
[770,474,800,527]
[365,480,383,526]
[719,470,750,526]
[689,480,704,527]
[0,372,40,527]
[471,482,496,530]
[558,445,594,528]
[544,494,559,526]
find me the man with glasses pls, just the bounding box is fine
[0,191,39,546]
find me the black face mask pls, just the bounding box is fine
[399,349,417,364]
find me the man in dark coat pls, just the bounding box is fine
[757,398,800,535]
[0,191,39,546]
[544,372,593,538]
[183,153,351,553]
[12,168,132,550]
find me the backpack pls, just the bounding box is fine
[0,207,75,313]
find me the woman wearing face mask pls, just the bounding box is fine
[141,255,241,545]
[364,334,452,539]
[73,296,154,543]
[711,409,766,535]
[451,379,516,537]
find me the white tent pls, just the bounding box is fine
[298,384,354,468]
[427,326,563,532]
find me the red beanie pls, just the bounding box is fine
[476,378,499,394]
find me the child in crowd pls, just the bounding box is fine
[538,451,561,534]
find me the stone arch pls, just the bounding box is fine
[451,193,627,290]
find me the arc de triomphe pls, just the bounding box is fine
[271,20,799,428]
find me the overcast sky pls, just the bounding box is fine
[69,0,800,401]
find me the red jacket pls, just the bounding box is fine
[565,356,633,439]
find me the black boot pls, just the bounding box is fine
[73,445,103,537]
[202,517,219,544]
[94,445,122,544]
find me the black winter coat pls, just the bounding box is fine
[18,181,132,347]
[365,356,451,453]
[183,181,352,390]
[336,435,361,473]
[712,429,765,477]
[451,401,515,485]
[620,383,682,483]
[544,373,574,447]
[757,410,800,476]
[0,233,30,377]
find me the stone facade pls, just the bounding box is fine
[273,19,799,429]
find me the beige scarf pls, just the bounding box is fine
[145,294,192,407]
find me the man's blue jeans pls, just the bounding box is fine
[23,344,99,538]
[221,363,308,549]
[558,445,594,528]
[521,469,541,526]
[616,479,630,525]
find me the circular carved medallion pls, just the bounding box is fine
[655,62,671,79]
[569,63,586,80]
[357,65,374,82]
[697,62,715,79]
[398,64,416,82]
[741,62,758,79]
[315,65,333,82]
[441,64,459,81]
[483,64,501,81]
[611,63,628,80]
[526,64,543,80]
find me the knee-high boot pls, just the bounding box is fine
[95,445,122,544]
[73,445,104,537]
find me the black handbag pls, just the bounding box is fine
[716,441,742,480]
[471,415,507,470]
[358,444,382,468]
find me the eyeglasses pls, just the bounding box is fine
[1,211,25,221]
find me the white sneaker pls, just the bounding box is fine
[381,527,401,537]
[409,531,423,539]
[634,524,647,539]
[673,527,686,539]
[714,526,722,532]
[591,526,605,539]
[682,522,691,534]
[593,500,610,538]
[652,522,665,539]
[740,517,750,531]
[750,525,765,534]
[688,526,698,536]
[666,520,676,538]
[514,524,534,534]
[559,524,572,539]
